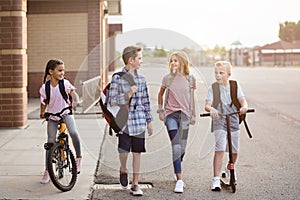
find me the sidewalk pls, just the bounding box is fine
[0,98,106,199]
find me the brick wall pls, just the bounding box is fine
[27,0,105,97]
[0,0,27,127]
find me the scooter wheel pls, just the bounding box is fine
[231,183,236,193]
[222,172,226,178]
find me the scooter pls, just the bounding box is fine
[200,109,255,193]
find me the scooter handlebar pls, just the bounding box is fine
[200,108,255,117]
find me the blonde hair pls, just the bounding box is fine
[215,61,232,74]
[168,51,190,75]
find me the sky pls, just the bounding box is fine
[113,0,300,50]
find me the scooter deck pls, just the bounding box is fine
[220,177,230,186]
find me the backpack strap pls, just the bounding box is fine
[212,82,223,113]
[229,80,252,137]
[44,79,71,105]
[45,80,50,104]
[59,79,71,105]
[163,74,172,109]
[188,75,194,116]
[229,80,246,123]
[229,80,239,110]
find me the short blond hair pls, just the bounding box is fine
[168,51,190,75]
[215,61,232,74]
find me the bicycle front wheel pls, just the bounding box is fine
[48,143,77,191]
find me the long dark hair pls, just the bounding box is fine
[43,59,64,83]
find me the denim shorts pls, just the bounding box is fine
[118,132,146,153]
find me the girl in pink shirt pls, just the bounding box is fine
[39,59,82,184]
[157,51,196,193]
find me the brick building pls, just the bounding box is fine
[259,40,300,66]
[0,0,122,127]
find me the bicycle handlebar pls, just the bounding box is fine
[200,108,255,117]
[44,106,72,120]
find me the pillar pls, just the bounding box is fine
[0,0,27,127]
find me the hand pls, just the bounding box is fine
[210,107,219,119]
[190,115,196,125]
[147,122,153,136]
[128,85,137,98]
[239,107,248,115]
[158,111,165,121]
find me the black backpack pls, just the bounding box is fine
[212,80,252,137]
[44,79,72,105]
[99,72,136,136]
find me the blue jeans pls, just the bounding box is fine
[45,114,81,167]
[165,111,190,174]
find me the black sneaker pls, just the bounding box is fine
[119,171,129,189]
[130,185,143,196]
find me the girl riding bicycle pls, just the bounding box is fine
[204,61,248,191]
[39,58,82,184]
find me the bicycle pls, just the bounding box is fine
[43,106,77,192]
[200,108,255,193]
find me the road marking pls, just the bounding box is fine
[93,184,153,190]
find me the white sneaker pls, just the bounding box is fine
[211,177,221,191]
[76,157,82,174]
[40,170,50,184]
[130,185,143,196]
[174,180,185,193]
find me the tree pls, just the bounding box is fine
[278,21,300,42]
[294,20,300,41]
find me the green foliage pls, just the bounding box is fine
[153,47,168,57]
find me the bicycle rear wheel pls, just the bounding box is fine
[48,143,77,191]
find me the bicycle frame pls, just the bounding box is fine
[44,106,77,192]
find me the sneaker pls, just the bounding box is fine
[119,171,129,189]
[174,180,185,193]
[40,170,50,184]
[76,157,82,174]
[130,185,143,196]
[211,177,221,191]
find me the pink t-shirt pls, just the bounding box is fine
[39,79,75,116]
[162,74,196,118]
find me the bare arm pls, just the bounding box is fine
[205,100,219,119]
[157,86,166,109]
[70,90,79,107]
[204,100,213,112]
[238,96,248,114]
[40,103,46,118]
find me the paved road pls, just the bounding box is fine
[0,65,299,200]
[91,65,300,200]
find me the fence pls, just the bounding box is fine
[81,76,101,113]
